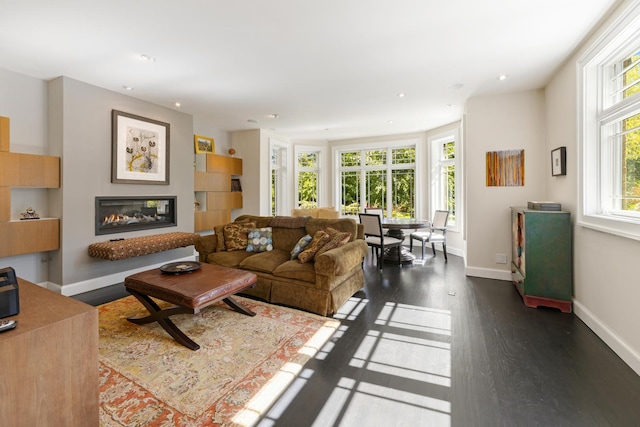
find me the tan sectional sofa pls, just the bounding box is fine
[193,215,369,316]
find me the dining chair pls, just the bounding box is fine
[363,208,384,257]
[364,207,384,217]
[358,213,403,269]
[409,210,449,261]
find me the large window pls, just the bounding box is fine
[295,148,321,209]
[270,139,289,216]
[430,132,458,227]
[579,1,640,239]
[336,144,416,218]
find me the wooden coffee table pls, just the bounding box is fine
[124,262,257,350]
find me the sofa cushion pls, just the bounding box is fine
[272,260,316,283]
[224,222,256,251]
[306,218,358,242]
[316,230,352,257]
[291,234,312,260]
[246,227,273,253]
[206,250,254,268]
[234,215,273,228]
[270,215,309,228]
[239,249,291,274]
[214,224,226,252]
[270,227,306,252]
[298,230,331,264]
[317,207,339,219]
[292,208,317,218]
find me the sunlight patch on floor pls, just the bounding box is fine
[312,378,451,427]
[350,329,451,386]
[334,296,369,320]
[376,301,452,335]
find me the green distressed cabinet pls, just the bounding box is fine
[511,207,572,313]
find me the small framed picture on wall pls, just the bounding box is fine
[194,135,214,154]
[551,147,566,176]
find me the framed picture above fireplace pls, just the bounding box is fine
[111,110,170,185]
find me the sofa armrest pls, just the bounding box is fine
[194,234,218,262]
[314,239,368,278]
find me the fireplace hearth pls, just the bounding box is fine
[95,196,177,235]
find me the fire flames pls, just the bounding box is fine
[102,213,157,227]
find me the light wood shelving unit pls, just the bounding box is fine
[0,116,61,258]
[194,153,242,232]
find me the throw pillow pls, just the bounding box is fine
[214,224,226,252]
[223,222,256,251]
[297,230,331,264]
[290,234,313,260]
[246,227,273,253]
[316,230,352,257]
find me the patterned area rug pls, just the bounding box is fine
[98,295,339,426]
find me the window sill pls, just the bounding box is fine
[578,213,640,242]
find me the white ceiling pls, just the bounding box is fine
[0,0,618,141]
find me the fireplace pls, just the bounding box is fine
[95,196,177,235]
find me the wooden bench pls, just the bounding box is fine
[88,232,198,261]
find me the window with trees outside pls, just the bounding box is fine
[337,145,416,218]
[295,149,320,209]
[430,132,457,227]
[579,2,640,239]
[270,140,289,216]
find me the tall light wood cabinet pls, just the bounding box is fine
[511,207,572,313]
[0,116,60,257]
[194,153,242,232]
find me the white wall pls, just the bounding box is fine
[465,90,547,280]
[231,129,270,216]
[545,0,640,374]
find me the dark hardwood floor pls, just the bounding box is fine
[76,250,640,427]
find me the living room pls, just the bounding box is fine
[1,0,640,424]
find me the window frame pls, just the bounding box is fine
[429,130,459,230]
[333,139,420,219]
[269,138,290,216]
[578,1,640,240]
[294,145,325,209]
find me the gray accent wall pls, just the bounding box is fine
[46,77,195,287]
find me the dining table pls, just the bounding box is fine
[380,217,430,264]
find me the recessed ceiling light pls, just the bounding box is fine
[497,74,508,81]
[247,119,258,123]
[122,85,134,91]
[397,92,406,98]
[388,120,394,124]
[174,102,181,107]
[140,54,156,62]
[447,104,454,107]
[266,114,279,119]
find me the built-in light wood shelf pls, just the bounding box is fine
[194,153,242,232]
[0,116,61,257]
[0,219,60,258]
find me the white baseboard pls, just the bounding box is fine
[47,255,196,296]
[573,299,640,376]
[464,266,512,282]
